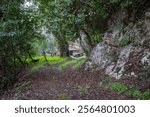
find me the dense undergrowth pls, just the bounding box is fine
[97,76,150,100]
[0,56,68,94]
[109,82,150,100]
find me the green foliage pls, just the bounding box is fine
[132,90,142,99]
[57,93,71,100]
[142,90,150,100]
[36,0,146,56]
[47,57,68,64]
[109,82,128,93]
[91,34,103,46]
[38,0,109,55]
[36,56,67,64]
[127,88,150,100]
[0,0,42,92]
[78,84,91,96]
[109,82,150,99]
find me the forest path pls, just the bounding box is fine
[1,62,133,100]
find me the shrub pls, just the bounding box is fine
[132,90,142,99]
[142,90,150,100]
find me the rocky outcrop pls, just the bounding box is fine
[86,9,150,79]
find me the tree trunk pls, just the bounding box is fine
[79,33,92,57]
[59,39,69,57]
[53,32,69,57]
[42,50,48,63]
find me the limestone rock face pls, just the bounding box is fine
[86,10,150,79]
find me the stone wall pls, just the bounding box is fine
[86,9,150,79]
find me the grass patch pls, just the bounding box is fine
[26,56,85,72]
[59,60,77,71]
[34,56,68,64]
[26,56,68,73]
[57,93,71,100]
[109,82,150,99]
[109,82,128,93]
[26,56,68,65]
[72,58,86,70]
[78,84,91,96]
[59,58,86,71]
[48,57,68,64]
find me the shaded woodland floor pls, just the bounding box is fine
[1,61,150,100]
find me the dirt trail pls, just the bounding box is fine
[1,64,133,100]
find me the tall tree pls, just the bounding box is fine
[0,0,42,92]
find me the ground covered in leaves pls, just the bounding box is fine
[1,61,150,100]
